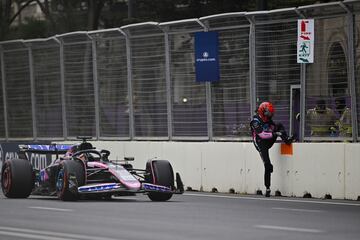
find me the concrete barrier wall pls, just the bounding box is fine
[344,144,360,199]
[66,141,360,200]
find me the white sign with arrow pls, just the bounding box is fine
[297,19,314,63]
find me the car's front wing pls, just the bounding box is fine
[77,182,174,195]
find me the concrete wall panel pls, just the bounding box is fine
[59,141,360,200]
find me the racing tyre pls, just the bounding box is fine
[56,160,85,201]
[1,158,34,198]
[146,160,174,201]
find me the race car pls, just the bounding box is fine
[1,138,184,201]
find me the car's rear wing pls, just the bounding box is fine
[19,144,72,157]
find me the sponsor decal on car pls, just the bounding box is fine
[25,144,71,151]
[142,183,171,192]
[78,183,122,193]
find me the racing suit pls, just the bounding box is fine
[250,114,291,191]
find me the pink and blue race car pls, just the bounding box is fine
[1,138,184,201]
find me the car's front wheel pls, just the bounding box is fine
[56,160,85,201]
[1,158,34,198]
[145,160,174,201]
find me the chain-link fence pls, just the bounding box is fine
[0,1,359,142]
[30,38,63,139]
[90,30,129,139]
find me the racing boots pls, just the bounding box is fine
[265,188,271,197]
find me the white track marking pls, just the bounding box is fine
[0,230,75,240]
[272,207,324,213]
[0,226,119,240]
[184,193,360,206]
[255,225,324,233]
[28,206,73,212]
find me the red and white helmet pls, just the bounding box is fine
[257,102,274,122]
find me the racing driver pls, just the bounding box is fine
[250,102,294,197]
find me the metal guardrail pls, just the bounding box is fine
[0,1,359,142]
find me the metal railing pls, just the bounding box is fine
[0,1,359,142]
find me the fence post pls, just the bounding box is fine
[196,20,214,141]
[121,29,134,140]
[89,35,100,140]
[299,64,306,142]
[162,27,173,140]
[247,16,257,117]
[206,74,213,141]
[56,37,67,140]
[27,45,37,141]
[342,3,358,142]
[0,47,8,140]
[295,9,306,142]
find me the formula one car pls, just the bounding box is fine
[1,138,184,201]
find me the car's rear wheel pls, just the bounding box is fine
[1,159,34,198]
[56,160,85,201]
[145,160,174,201]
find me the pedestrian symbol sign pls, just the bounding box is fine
[297,19,314,63]
[300,42,309,54]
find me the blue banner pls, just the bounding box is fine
[195,31,220,82]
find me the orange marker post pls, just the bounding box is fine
[281,143,293,155]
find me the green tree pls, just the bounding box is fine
[49,0,107,32]
[0,0,109,40]
[1,0,55,40]
[0,0,340,41]
[0,0,12,40]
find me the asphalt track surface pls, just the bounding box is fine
[0,191,359,240]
